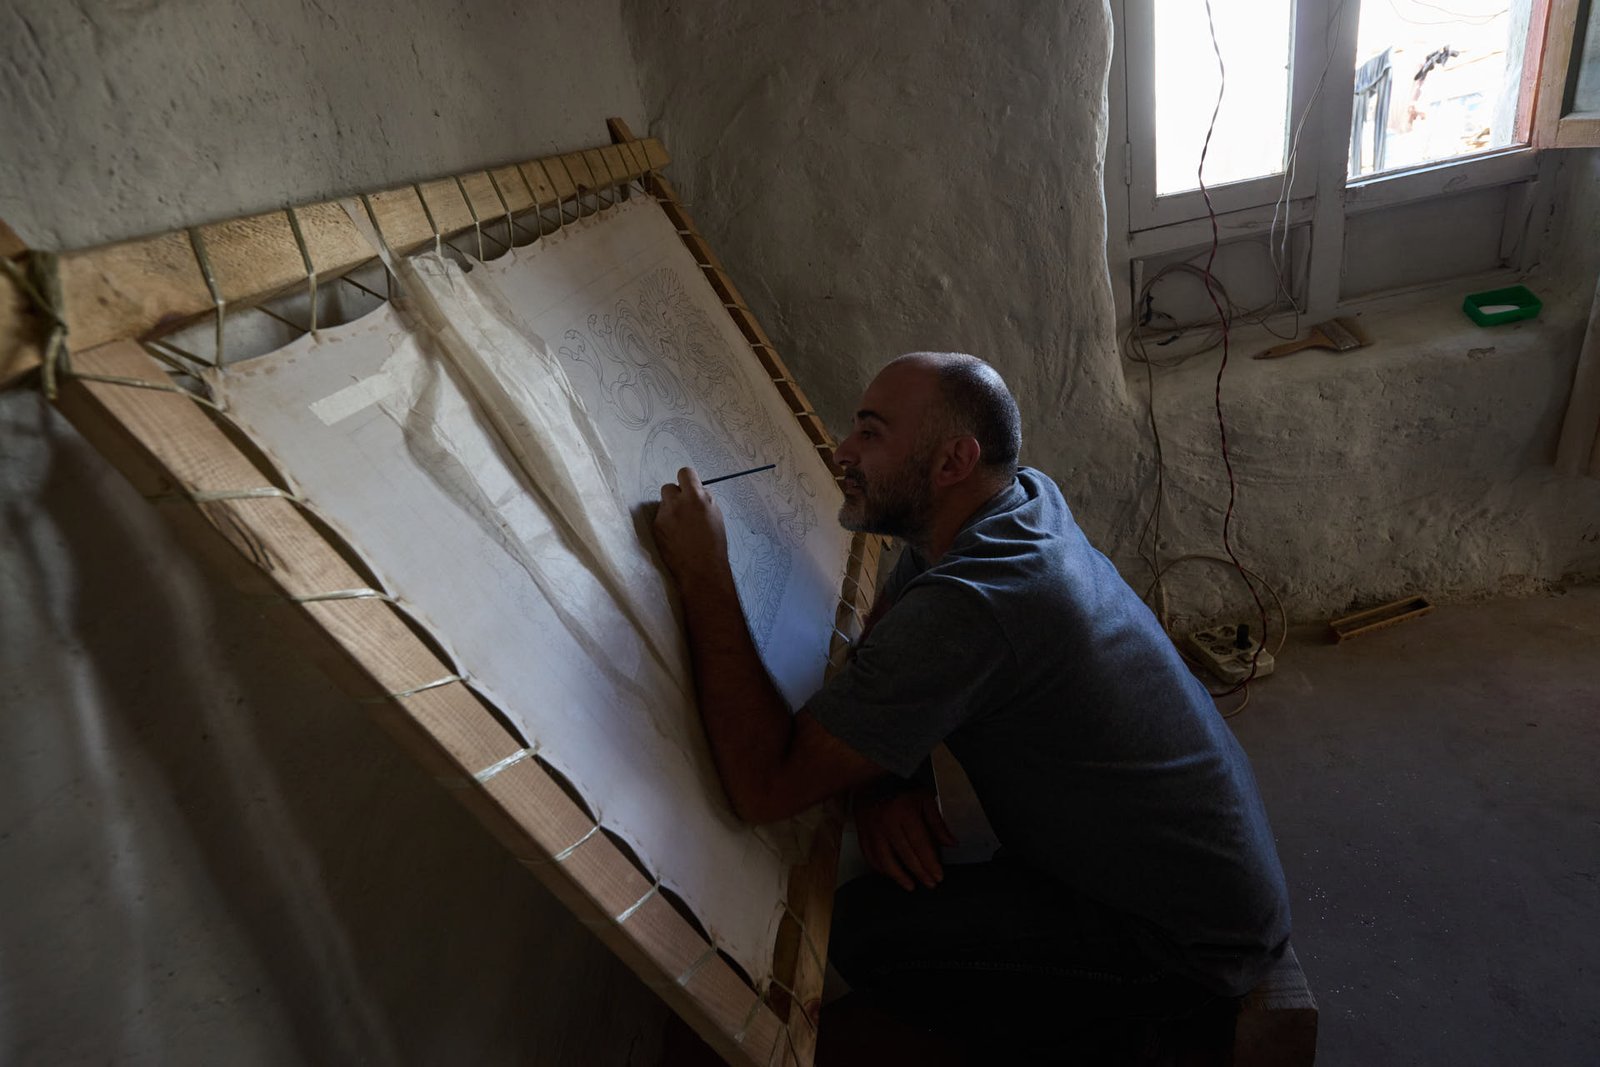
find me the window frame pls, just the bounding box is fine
[1533,0,1600,147]
[1123,0,1328,230]
[1108,0,1576,329]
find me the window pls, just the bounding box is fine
[1106,0,1596,329]
[1124,0,1313,230]
[1348,0,1537,178]
[1152,1,1293,196]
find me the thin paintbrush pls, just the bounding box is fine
[701,463,776,486]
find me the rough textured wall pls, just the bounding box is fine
[2,0,645,248]
[1,1,667,1062]
[623,1,1143,555]
[1114,154,1600,618]
[623,2,1600,622]
[1126,296,1600,617]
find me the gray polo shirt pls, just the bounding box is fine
[806,467,1291,995]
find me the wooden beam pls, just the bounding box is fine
[0,218,24,259]
[0,277,43,390]
[0,220,44,388]
[1516,0,1557,144]
[0,139,670,391]
[608,121,837,471]
[1553,114,1600,147]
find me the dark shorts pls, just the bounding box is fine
[829,856,1230,1056]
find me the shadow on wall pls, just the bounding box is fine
[620,0,1140,548]
[0,392,665,1066]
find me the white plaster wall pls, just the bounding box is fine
[1125,298,1600,615]
[2,0,646,248]
[623,1,1600,623]
[1,1,668,1062]
[622,1,1141,553]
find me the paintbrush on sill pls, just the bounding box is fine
[1254,317,1371,360]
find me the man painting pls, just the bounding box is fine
[653,352,1290,1057]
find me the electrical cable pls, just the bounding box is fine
[1133,0,1352,359]
[1134,336,1169,619]
[1263,0,1353,340]
[1126,261,1254,616]
[1195,0,1270,701]
[1130,3,1343,713]
[1132,0,1493,713]
[1124,262,1265,383]
[1149,554,1287,716]
[1385,0,1507,27]
[1142,554,1289,658]
[1218,685,1251,719]
[1131,0,1351,359]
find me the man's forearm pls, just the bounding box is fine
[675,565,795,821]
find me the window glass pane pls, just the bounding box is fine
[1572,0,1600,114]
[1350,0,1535,178]
[1154,0,1293,196]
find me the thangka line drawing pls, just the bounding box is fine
[557,266,821,648]
[643,417,789,646]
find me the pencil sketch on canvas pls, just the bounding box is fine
[555,264,823,651]
[209,197,851,983]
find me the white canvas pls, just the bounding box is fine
[475,200,846,705]
[211,198,850,983]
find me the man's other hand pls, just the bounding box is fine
[854,787,957,891]
[654,467,731,591]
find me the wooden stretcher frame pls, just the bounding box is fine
[0,119,884,1067]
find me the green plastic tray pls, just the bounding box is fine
[1462,285,1541,327]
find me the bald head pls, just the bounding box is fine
[835,352,1022,548]
[888,352,1022,478]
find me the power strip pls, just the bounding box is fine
[1185,624,1275,685]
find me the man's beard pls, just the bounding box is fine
[837,451,934,540]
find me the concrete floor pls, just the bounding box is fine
[668,588,1600,1065]
[1227,587,1600,1066]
